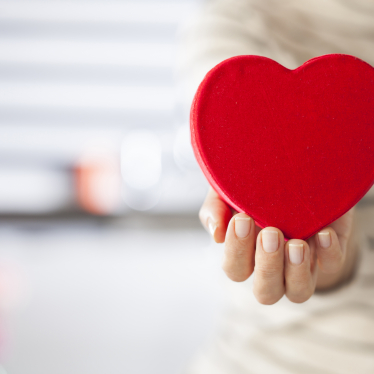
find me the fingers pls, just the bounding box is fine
[222,213,256,282]
[314,209,357,290]
[253,228,285,305]
[223,221,319,304]
[285,239,317,303]
[314,227,344,274]
[199,188,232,243]
[199,186,344,304]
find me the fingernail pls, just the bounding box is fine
[289,244,304,265]
[318,230,331,248]
[234,217,251,238]
[207,218,217,237]
[262,230,279,253]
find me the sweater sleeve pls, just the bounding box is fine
[175,0,297,109]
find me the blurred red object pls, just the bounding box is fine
[74,150,122,215]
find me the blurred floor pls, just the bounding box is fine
[0,216,222,374]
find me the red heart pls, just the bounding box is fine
[191,54,374,239]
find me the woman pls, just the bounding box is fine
[177,1,374,372]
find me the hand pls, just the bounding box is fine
[199,188,358,304]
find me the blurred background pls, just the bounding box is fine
[0,1,223,373]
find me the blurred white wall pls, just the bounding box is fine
[0,0,208,215]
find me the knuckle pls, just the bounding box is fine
[255,264,283,279]
[225,244,248,259]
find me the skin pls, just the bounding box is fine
[200,188,359,305]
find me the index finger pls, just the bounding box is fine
[199,188,232,243]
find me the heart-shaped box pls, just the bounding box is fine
[191,54,374,239]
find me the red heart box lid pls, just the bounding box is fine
[191,54,374,239]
